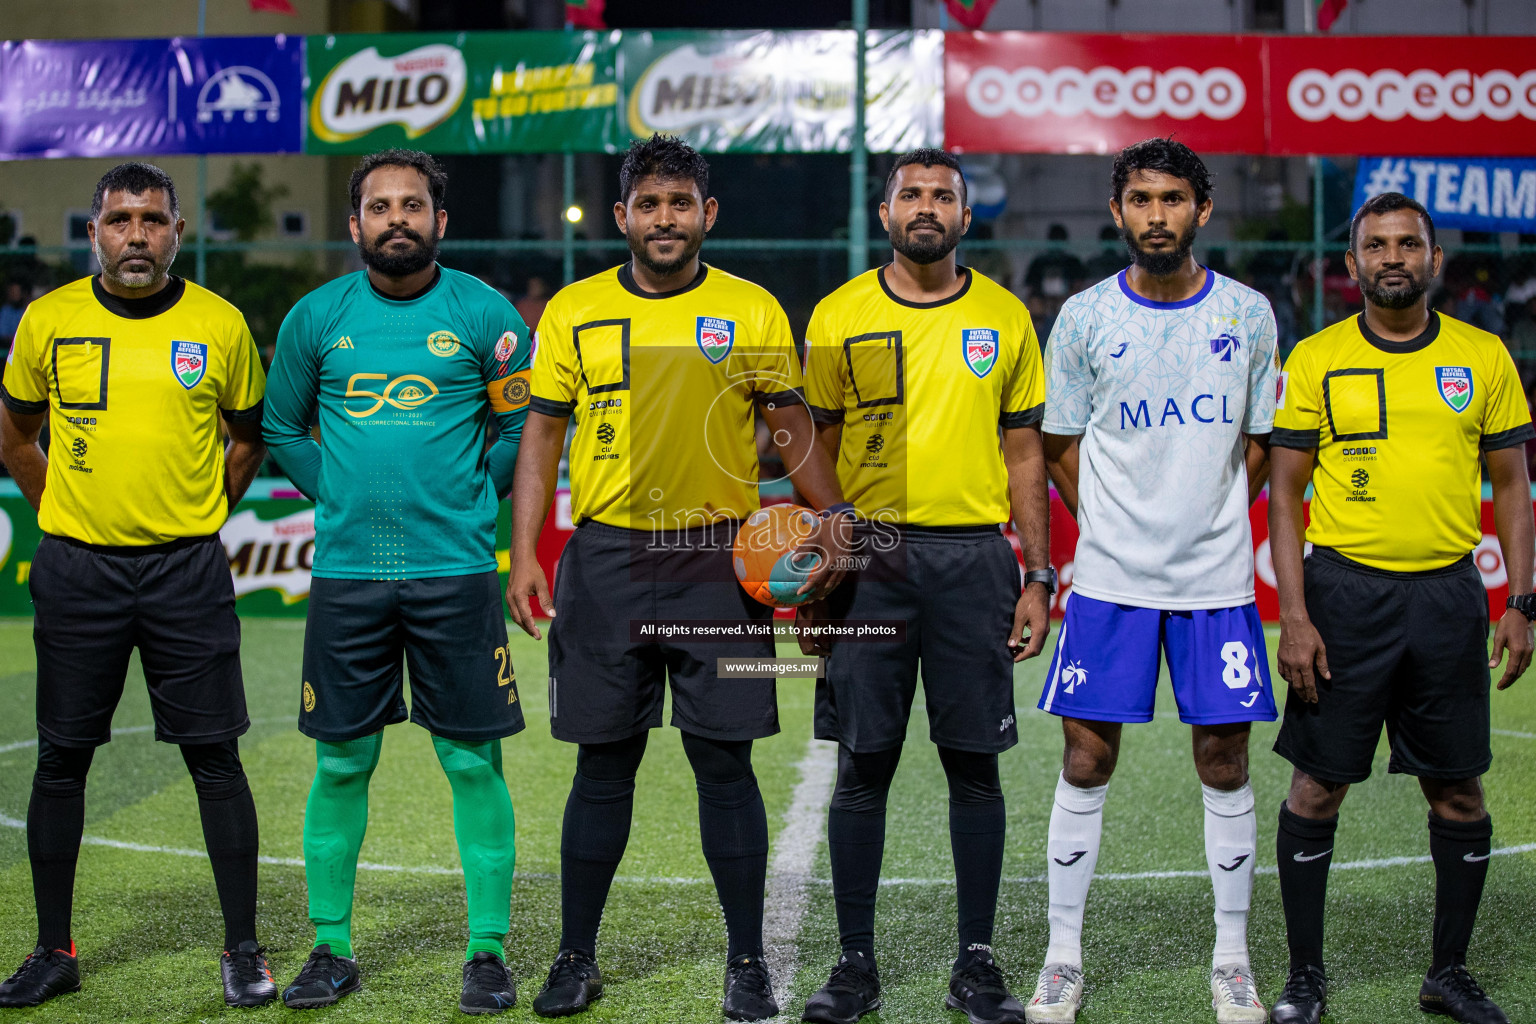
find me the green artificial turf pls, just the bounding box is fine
[0,617,1531,1022]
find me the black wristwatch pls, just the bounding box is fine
[1507,593,1536,621]
[1024,566,1057,596]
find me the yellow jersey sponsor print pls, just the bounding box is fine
[530,263,802,530]
[803,266,1044,526]
[0,276,265,546]
[1273,311,1534,572]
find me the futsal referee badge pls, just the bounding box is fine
[697,316,735,364]
[963,328,998,378]
[172,341,208,390]
[1437,366,1474,413]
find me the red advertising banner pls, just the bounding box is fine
[944,32,1267,155]
[944,32,1536,157]
[1266,35,1536,156]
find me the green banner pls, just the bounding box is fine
[0,493,512,617]
[305,30,623,154]
[619,30,942,153]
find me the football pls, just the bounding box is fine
[733,504,824,608]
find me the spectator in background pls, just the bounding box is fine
[1505,277,1536,393]
[1083,223,1127,284]
[0,281,27,355]
[1245,229,1300,355]
[1024,223,1086,344]
[1441,230,1506,336]
[515,275,551,334]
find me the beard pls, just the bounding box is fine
[627,223,705,278]
[97,239,177,291]
[1359,267,1428,310]
[1123,222,1197,277]
[359,224,439,277]
[890,216,962,266]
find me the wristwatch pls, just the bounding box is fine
[1507,593,1536,621]
[819,502,857,521]
[1024,566,1058,596]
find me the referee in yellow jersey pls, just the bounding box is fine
[0,164,273,1009]
[1267,192,1533,1024]
[798,148,1050,1024]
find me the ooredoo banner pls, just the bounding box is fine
[944,32,1266,155]
[1267,36,1536,157]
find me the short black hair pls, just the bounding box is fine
[618,134,710,203]
[91,162,180,220]
[348,149,448,215]
[1350,191,1436,251]
[884,147,967,206]
[1111,138,1213,207]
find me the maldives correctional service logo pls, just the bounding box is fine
[173,341,208,389]
[697,316,735,364]
[311,42,467,143]
[1437,365,1473,413]
[963,328,998,378]
[428,330,462,357]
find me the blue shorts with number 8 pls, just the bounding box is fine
[1038,593,1277,725]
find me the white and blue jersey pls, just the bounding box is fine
[1040,268,1280,725]
[1043,268,1278,610]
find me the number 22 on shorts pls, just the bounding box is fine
[494,645,519,705]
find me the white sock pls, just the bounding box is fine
[1045,772,1107,968]
[1203,782,1257,971]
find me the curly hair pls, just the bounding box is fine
[1111,138,1213,207]
[618,134,711,202]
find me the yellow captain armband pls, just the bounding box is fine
[487,369,532,412]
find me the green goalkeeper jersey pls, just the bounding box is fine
[263,266,531,580]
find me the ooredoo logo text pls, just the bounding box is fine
[964,65,1247,121]
[1285,68,1536,123]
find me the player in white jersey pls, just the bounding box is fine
[1025,140,1279,1024]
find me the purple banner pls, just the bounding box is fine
[0,35,303,159]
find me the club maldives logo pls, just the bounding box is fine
[311,43,467,143]
[963,328,998,378]
[196,66,282,124]
[173,341,207,389]
[697,316,735,364]
[1437,365,1473,412]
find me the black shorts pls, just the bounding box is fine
[1273,547,1491,784]
[814,525,1020,754]
[546,521,777,744]
[299,572,524,743]
[30,533,248,748]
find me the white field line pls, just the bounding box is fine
[1492,728,1534,739]
[761,738,838,1004]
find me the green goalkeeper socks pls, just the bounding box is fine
[303,734,384,960]
[432,735,517,961]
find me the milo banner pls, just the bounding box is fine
[305,30,623,154]
[620,30,942,153]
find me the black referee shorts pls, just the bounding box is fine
[30,533,248,748]
[299,572,524,744]
[814,525,1021,754]
[546,520,778,744]
[1274,546,1492,784]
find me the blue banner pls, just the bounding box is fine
[1354,156,1536,234]
[0,35,303,159]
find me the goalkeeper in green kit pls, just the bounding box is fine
[263,150,530,1014]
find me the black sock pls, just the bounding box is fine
[182,742,260,950]
[29,740,94,953]
[681,733,768,961]
[939,747,1004,965]
[558,735,647,957]
[827,745,901,961]
[1276,801,1337,972]
[1428,813,1493,973]
[696,775,769,961]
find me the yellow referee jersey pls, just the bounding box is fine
[803,266,1044,526]
[1272,311,1534,572]
[529,263,802,529]
[1,276,265,546]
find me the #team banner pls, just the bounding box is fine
[1353,156,1536,234]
